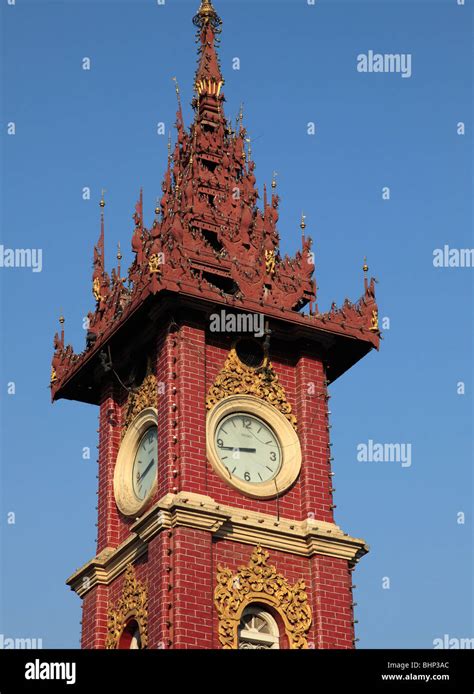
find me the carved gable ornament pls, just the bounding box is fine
[105,564,148,649]
[206,348,297,430]
[122,370,158,438]
[214,546,312,649]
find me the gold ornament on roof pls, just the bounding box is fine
[193,0,222,29]
[122,366,158,438]
[265,249,276,277]
[369,309,379,332]
[105,564,148,649]
[149,254,162,274]
[214,546,312,649]
[92,277,102,302]
[206,347,297,430]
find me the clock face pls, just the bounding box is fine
[131,426,158,501]
[214,412,281,484]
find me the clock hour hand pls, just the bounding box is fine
[219,447,256,452]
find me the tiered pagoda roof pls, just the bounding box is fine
[51,0,380,404]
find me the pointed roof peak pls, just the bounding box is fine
[193,0,224,102]
[193,0,222,30]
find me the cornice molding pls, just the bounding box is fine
[67,492,368,598]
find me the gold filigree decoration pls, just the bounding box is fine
[122,368,158,438]
[105,564,148,649]
[92,276,102,302]
[206,348,297,430]
[50,367,57,384]
[265,249,276,276]
[369,309,379,332]
[149,253,162,274]
[214,546,312,649]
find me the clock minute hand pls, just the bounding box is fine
[138,459,154,481]
[220,447,256,452]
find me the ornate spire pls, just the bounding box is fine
[193,0,222,31]
[92,195,110,305]
[193,0,224,102]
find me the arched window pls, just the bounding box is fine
[238,606,280,650]
[118,620,143,649]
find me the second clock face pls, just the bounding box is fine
[132,426,158,501]
[214,412,281,484]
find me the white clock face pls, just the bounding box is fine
[214,412,281,484]
[131,426,158,501]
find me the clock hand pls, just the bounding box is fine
[247,429,275,446]
[220,447,256,452]
[137,459,155,481]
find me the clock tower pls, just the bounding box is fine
[52,0,380,650]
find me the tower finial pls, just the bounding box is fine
[117,242,122,278]
[300,213,306,243]
[59,311,65,345]
[363,256,369,291]
[193,0,221,30]
[193,0,224,102]
[172,76,183,115]
[271,171,278,189]
[100,188,106,208]
[245,136,252,161]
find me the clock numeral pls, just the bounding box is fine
[242,417,252,429]
[217,438,224,448]
[269,451,276,462]
[244,471,251,482]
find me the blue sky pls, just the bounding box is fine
[1,0,472,648]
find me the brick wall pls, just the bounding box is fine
[82,318,356,650]
[81,584,108,649]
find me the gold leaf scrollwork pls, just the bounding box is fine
[122,367,158,439]
[105,564,148,649]
[214,546,312,649]
[206,348,297,430]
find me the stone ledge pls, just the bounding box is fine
[67,491,368,597]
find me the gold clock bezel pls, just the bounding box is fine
[206,395,301,499]
[114,407,158,518]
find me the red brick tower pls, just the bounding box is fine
[52,0,380,650]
